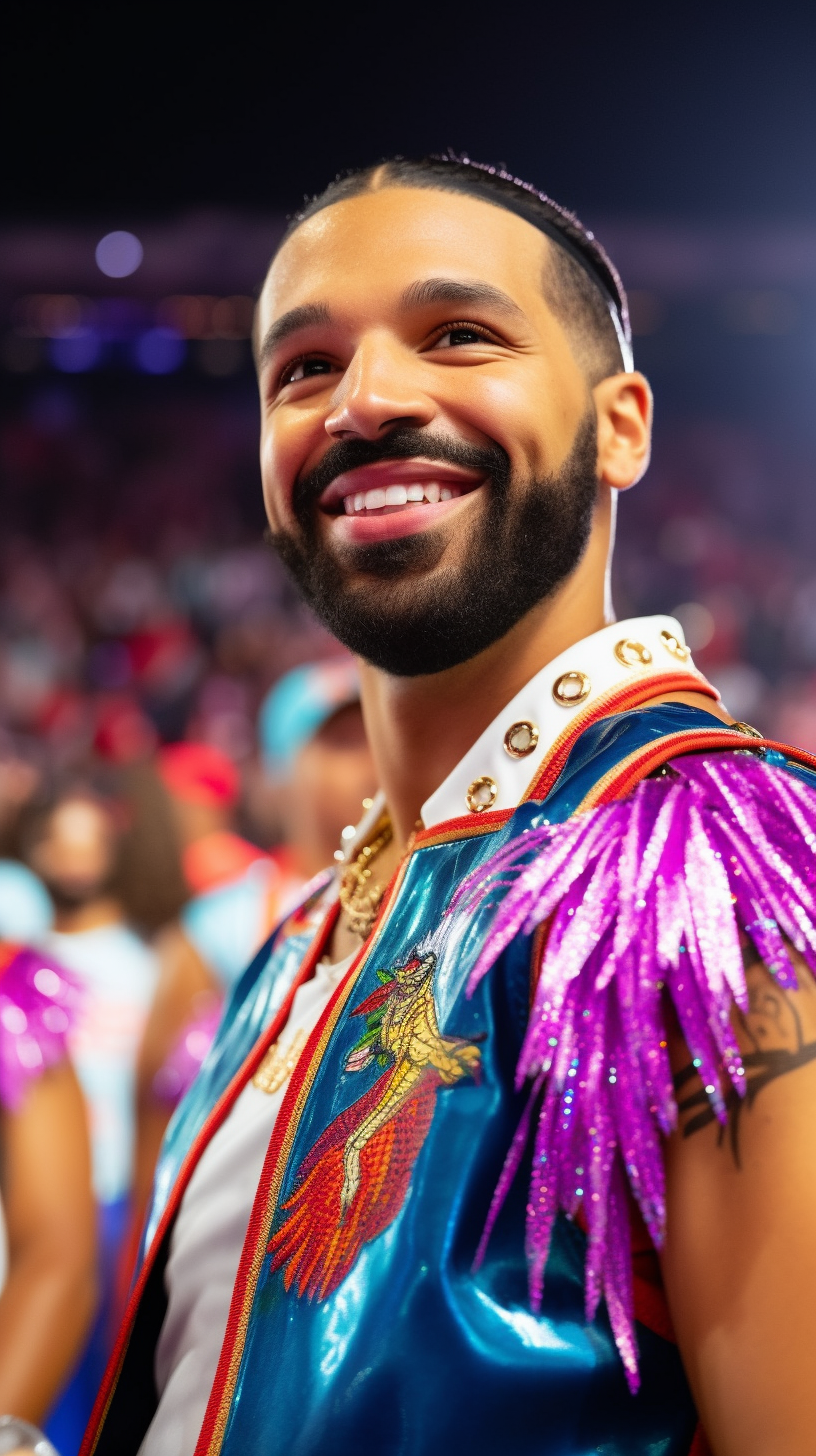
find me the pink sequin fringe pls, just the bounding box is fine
[448,753,816,1390]
[0,945,81,1111]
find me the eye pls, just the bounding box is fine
[430,322,497,350]
[279,355,334,387]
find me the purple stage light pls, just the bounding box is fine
[95,231,143,279]
[133,326,185,374]
[49,328,102,372]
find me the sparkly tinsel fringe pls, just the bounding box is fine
[447,753,816,1390]
[0,945,81,1109]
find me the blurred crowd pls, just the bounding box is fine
[0,380,383,1452]
[2,372,816,1452]
[0,664,375,1454]
[614,418,816,749]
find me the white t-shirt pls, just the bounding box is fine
[139,953,353,1456]
[46,923,159,1205]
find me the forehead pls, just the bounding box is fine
[260,187,550,324]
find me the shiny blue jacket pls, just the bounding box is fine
[88,704,771,1456]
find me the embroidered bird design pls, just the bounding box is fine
[268,950,481,1300]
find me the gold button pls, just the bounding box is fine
[466,775,498,813]
[614,638,653,668]
[503,720,539,758]
[552,670,591,707]
[659,628,689,661]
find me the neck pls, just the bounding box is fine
[53,895,123,934]
[359,497,614,846]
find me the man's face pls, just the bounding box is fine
[257,187,600,676]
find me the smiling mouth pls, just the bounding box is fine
[340,482,462,515]
[316,459,485,523]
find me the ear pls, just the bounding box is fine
[592,372,653,491]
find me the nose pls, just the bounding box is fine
[324,332,436,440]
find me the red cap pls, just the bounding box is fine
[181,830,267,894]
[158,742,240,808]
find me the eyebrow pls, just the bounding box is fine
[257,276,526,372]
[256,302,333,370]
[398,277,526,320]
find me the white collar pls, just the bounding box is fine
[341,614,707,855]
[421,615,706,828]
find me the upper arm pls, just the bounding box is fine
[2,1059,95,1270]
[662,938,816,1456]
[0,1060,96,1420]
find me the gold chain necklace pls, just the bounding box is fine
[338,812,393,939]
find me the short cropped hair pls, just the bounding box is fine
[276,154,632,384]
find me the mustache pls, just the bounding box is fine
[292,427,510,519]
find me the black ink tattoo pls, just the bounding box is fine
[673,937,816,1164]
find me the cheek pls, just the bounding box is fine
[260,411,320,530]
[259,422,290,530]
[440,365,587,479]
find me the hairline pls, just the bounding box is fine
[255,181,624,378]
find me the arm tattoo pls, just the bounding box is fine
[674,940,816,1163]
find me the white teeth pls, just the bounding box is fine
[341,480,463,513]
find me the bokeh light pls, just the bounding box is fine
[132,326,185,374]
[95,230,143,279]
[48,328,102,373]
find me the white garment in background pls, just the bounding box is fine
[139,953,353,1456]
[46,923,159,1205]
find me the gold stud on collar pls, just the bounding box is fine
[552,670,591,707]
[614,638,653,668]
[503,720,539,759]
[466,775,498,813]
[659,628,690,661]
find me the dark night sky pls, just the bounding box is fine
[6,2,816,224]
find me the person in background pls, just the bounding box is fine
[134,663,376,1208]
[20,783,158,1455]
[257,658,375,881]
[130,743,252,1232]
[0,860,53,945]
[158,740,297,995]
[0,937,96,1434]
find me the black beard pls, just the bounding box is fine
[268,413,599,677]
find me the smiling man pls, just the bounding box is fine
[86,158,816,1456]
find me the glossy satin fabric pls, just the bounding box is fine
[118,706,761,1456]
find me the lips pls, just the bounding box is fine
[315,456,483,533]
